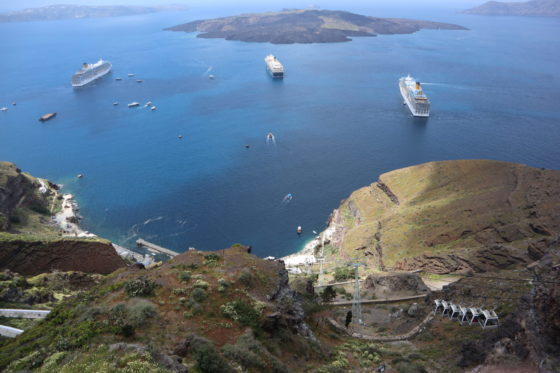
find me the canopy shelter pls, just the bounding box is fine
[479,310,499,329]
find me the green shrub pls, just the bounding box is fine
[193,280,209,290]
[333,267,354,282]
[29,201,50,215]
[238,269,253,288]
[178,271,191,282]
[187,335,234,373]
[395,361,427,373]
[173,288,188,295]
[124,277,157,297]
[321,286,337,303]
[221,300,260,327]
[203,253,221,267]
[126,299,157,327]
[191,288,207,302]
[222,344,265,370]
[217,278,230,292]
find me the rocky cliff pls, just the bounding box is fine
[313,160,560,274]
[0,235,125,276]
[0,161,126,275]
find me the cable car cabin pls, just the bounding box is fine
[479,310,499,329]
[458,305,469,325]
[441,300,451,316]
[466,307,482,325]
[434,299,444,314]
[449,303,461,320]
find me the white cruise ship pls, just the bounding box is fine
[264,55,284,79]
[399,75,430,117]
[71,59,112,87]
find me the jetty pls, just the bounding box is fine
[136,239,179,257]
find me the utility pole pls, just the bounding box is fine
[318,232,326,286]
[350,263,366,326]
[317,257,325,286]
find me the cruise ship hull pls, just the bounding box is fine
[264,55,284,79]
[399,78,430,117]
[72,61,112,87]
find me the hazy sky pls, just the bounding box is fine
[0,0,506,12]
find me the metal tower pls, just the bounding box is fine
[317,233,326,286]
[350,263,366,325]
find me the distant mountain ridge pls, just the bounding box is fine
[0,4,187,23]
[166,9,467,44]
[463,0,560,16]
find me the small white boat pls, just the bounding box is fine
[0,107,7,112]
[115,77,123,81]
[209,74,215,79]
[128,102,140,108]
[11,102,16,106]
[128,73,135,77]
[150,106,157,111]
[77,174,84,179]
[113,102,119,106]
[144,101,152,107]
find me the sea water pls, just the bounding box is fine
[1,5,559,257]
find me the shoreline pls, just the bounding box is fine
[50,187,145,263]
[280,216,338,270]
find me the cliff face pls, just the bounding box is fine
[0,161,126,276]
[0,162,29,231]
[0,235,125,276]
[315,160,560,274]
[463,0,560,16]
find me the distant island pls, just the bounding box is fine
[165,9,467,44]
[463,0,560,16]
[0,4,187,23]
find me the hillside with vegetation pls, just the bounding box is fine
[1,160,559,372]
[307,160,560,275]
[166,9,467,44]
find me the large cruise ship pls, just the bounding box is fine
[71,59,112,87]
[399,75,430,117]
[264,55,284,79]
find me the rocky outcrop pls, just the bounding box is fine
[0,237,126,275]
[364,273,429,297]
[0,162,27,231]
[266,263,316,340]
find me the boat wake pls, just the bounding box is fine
[266,132,276,145]
[281,193,293,205]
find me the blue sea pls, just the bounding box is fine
[1,4,559,257]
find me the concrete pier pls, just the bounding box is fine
[136,239,179,257]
